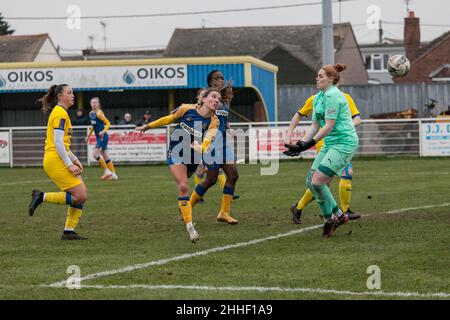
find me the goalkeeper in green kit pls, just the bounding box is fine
[284,63,359,237]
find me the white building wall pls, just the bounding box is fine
[34,39,61,62]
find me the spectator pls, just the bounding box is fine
[136,110,152,126]
[118,112,133,125]
[72,108,91,126]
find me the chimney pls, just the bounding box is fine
[404,11,420,62]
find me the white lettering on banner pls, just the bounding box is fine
[421,122,450,156]
[87,129,167,162]
[248,126,316,162]
[0,131,10,164]
[0,65,187,91]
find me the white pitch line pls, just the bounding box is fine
[47,202,450,288]
[0,179,50,186]
[75,284,450,298]
[47,225,322,288]
[378,202,450,215]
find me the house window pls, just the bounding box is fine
[365,55,371,69]
[383,54,389,69]
[373,54,382,70]
[364,53,391,71]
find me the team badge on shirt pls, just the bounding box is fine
[58,119,66,130]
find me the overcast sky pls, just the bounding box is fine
[2,0,449,54]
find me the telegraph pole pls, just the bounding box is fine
[100,21,106,51]
[379,19,383,43]
[338,0,342,23]
[322,0,334,65]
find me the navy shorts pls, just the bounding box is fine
[95,133,109,150]
[167,143,200,174]
[204,143,236,171]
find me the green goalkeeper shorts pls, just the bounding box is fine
[311,144,357,177]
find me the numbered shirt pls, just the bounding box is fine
[312,85,358,147]
[44,105,73,153]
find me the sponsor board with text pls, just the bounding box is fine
[87,129,167,162]
[249,126,317,161]
[0,131,10,164]
[0,65,187,91]
[421,122,450,156]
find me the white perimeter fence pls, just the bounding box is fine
[1,118,449,168]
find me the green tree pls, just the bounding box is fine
[0,13,15,35]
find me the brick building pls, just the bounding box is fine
[396,11,450,83]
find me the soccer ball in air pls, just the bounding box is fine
[387,55,411,78]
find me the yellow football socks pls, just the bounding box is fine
[178,197,192,224]
[296,188,315,211]
[64,206,82,231]
[219,187,234,214]
[194,173,203,186]
[190,184,206,208]
[189,191,202,208]
[219,194,233,214]
[98,157,107,170]
[105,160,115,173]
[339,178,352,213]
[44,192,71,205]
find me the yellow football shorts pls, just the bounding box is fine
[43,153,82,191]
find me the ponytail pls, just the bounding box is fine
[38,84,69,113]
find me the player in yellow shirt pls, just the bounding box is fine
[136,88,221,243]
[285,92,361,223]
[85,97,118,180]
[28,84,88,240]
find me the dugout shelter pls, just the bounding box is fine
[0,56,278,126]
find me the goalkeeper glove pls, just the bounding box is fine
[283,148,301,157]
[283,139,317,157]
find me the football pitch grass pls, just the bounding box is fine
[0,157,449,300]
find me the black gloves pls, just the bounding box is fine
[283,148,301,157]
[283,139,317,157]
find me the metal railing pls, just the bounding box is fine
[0,118,448,167]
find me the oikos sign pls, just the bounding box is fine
[0,64,187,91]
[0,70,54,89]
[6,70,54,83]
